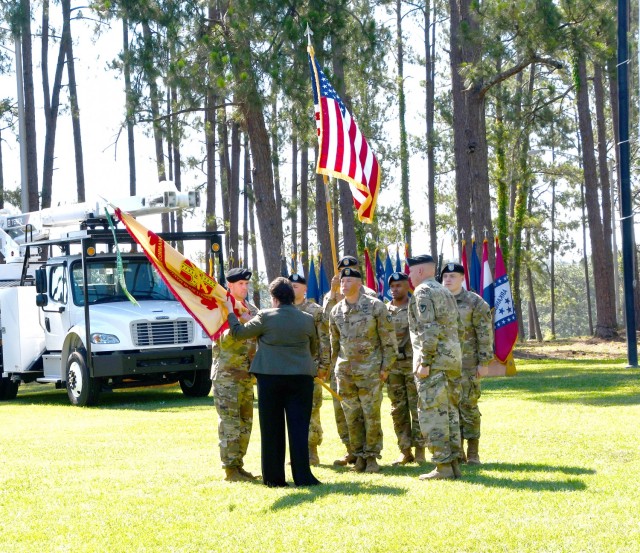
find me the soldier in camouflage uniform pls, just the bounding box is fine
[441,262,494,465]
[211,267,259,482]
[323,255,378,466]
[289,273,331,466]
[386,272,428,465]
[407,254,463,480]
[329,267,397,473]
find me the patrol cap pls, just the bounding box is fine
[226,267,252,283]
[388,272,409,286]
[441,262,465,277]
[287,273,307,285]
[406,254,435,267]
[340,267,362,279]
[337,255,359,269]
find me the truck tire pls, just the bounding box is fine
[179,369,212,397]
[66,348,100,407]
[0,377,19,400]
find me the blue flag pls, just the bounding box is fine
[319,259,331,299]
[384,253,394,301]
[395,246,402,273]
[470,240,481,294]
[307,257,320,303]
[374,249,385,300]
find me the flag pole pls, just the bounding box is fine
[307,23,339,273]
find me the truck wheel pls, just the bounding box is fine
[0,377,19,400]
[66,348,100,407]
[179,369,212,397]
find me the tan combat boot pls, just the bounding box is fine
[414,447,427,464]
[451,459,462,479]
[353,456,367,472]
[224,468,252,482]
[365,457,381,473]
[467,439,481,464]
[392,448,415,466]
[419,463,455,480]
[237,467,258,480]
[309,445,320,466]
[333,451,357,466]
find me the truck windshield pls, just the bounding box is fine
[70,259,176,305]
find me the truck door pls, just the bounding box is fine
[42,263,72,352]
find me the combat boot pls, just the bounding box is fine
[392,448,415,466]
[414,447,427,464]
[459,439,468,464]
[365,457,381,473]
[224,468,252,482]
[353,456,367,472]
[333,451,357,466]
[237,467,258,480]
[467,439,481,465]
[309,445,320,466]
[451,459,462,479]
[418,463,455,480]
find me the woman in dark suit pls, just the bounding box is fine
[224,277,321,487]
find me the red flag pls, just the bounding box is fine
[494,237,518,362]
[115,208,233,340]
[403,243,414,292]
[480,239,494,308]
[364,248,376,291]
[308,46,380,223]
[460,239,470,290]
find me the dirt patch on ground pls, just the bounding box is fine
[514,336,629,361]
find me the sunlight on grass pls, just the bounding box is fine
[1,358,639,552]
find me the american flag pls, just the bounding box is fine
[308,47,380,224]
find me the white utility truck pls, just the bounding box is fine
[0,190,224,406]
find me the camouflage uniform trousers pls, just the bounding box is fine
[337,371,383,459]
[387,361,427,451]
[212,377,254,469]
[415,369,462,464]
[459,368,481,440]
[308,379,324,447]
[330,371,350,447]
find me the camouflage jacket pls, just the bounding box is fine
[454,288,494,370]
[295,299,331,373]
[386,300,412,373]
[211,300,259,381]
[329,292,397,376]
[322,285,378,320]
[408,277,461,375]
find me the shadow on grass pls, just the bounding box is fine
[269,481,406,510]
[483,364,640,407]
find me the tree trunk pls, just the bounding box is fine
[62,0,85,202]
[204,91,217,273]
[169,84,183,252]
[315,157,334,276]
[247,178,260,306]
[243,133,250,267]
[21,0,39,210]
[575,52,617,338]
[291,130,298,263]
[270,95,283,219]
[41,0,68,209]
[122,16,136,196]
[300,143,309,277]
[141,21,167,231]
[396,0,411,249]
[550,152,556,339]
[0,124,4,209]
[228,120,241,267]
[425,0,436,258]
[218,108,230,258]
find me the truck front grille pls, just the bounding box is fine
[131,320,194,346]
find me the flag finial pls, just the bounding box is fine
[305,23,313,49]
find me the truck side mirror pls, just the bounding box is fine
[36,293,48,307]
[35,267,47,293]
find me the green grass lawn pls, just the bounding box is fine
[1,357,639,552]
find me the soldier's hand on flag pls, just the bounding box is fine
[379,370,389,383]
[330,274,340,296]
[477,365,489,378]
[317,369,328,381]
[414,364,430,379]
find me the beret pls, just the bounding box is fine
[340,267,362,279]
[337,255,358,269]
[441,262,465,276]
[388,272,409,286]
[287,273,307,285]
[226,267,252,283]
[406,254,435,267]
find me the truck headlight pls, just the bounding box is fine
[91,333,120,344]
